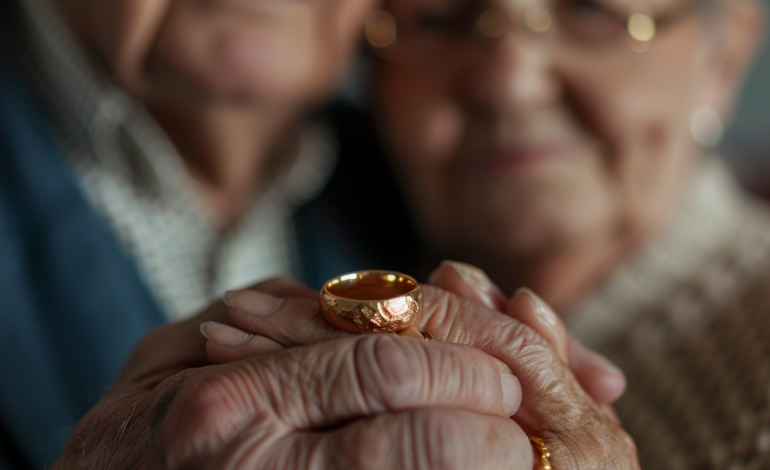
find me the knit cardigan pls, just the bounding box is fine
[568,158,770,469]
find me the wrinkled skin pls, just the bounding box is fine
[53,266,637,468]
[55,306,531,469]
[371,0,764,308]
[205,264,639,469]
[53,301,531,469]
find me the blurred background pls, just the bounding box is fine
[725,0,770,194]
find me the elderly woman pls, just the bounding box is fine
[362,0,768,467]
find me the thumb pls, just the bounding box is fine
[505,289,569,363]
[427,261,507,310]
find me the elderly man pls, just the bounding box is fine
[0,0,377,465]
[0,0,637,468]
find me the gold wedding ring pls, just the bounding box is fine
[530,436,552,470]
[319,271,423,334]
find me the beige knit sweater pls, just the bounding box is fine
[567,158,770,469]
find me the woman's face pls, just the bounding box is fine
[56,0,373,108]
[375,0,759,262]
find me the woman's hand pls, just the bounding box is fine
[427,261,627,405]
[205,265,639,469]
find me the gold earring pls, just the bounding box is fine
[365,10,397,49]
[690,105,724,147]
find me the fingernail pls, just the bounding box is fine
[501,373,522,416]
[397,327,425,340]
[222,290,236,307]
[200,321,252,346]
[440,260,502,309]
[516,288,558,327]
[225,290,284,316]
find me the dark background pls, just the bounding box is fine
[725,0,770,191]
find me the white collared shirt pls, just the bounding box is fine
[14,0,335,321]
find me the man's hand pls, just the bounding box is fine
[54,300,532,469]
[206,269,639,469]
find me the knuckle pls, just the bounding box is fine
[176,374,239,429]
[354,335,425,408]
[499,322,570,387]
[503,320,551,360]
[422,286,455,327]
[556,417,641,469]
[423,288,461,333]
[353,334,499,413]
[424,289,497,349]
[159,368,257,463]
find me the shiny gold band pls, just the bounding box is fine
[319,271,423,334]
[530,436,552,470]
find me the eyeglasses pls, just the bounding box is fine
[365,0,701,63]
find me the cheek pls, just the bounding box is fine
[563,37,706,233]
[151,5,328,103]
[376,64,465,242]
[571,61,695,162]
[324,0,377,70]
[377,65,463,171]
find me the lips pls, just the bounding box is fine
[213,0,307,15]
[482,144,574,173]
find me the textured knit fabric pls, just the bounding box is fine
[12,0,335,321]
[567,158,770,469]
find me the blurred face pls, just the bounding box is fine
[56,0,373,108]
[375,0,750,263]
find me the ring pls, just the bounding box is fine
[319,271,423,333]
[530,436,552,470]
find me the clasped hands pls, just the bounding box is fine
[54,263,639,469]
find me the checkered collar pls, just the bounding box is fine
[12,0,335,204]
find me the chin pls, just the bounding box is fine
[464,193,616,258]
[480,166,616,250]
[149,23,331,107]
[205,73,319,105]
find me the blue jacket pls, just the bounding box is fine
[0,44,420,467]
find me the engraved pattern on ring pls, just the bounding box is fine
[320,290,422,333]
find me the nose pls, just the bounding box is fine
[460,30,558,111]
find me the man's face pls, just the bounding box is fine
[374,0,740,262]
[57,0,373,108]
